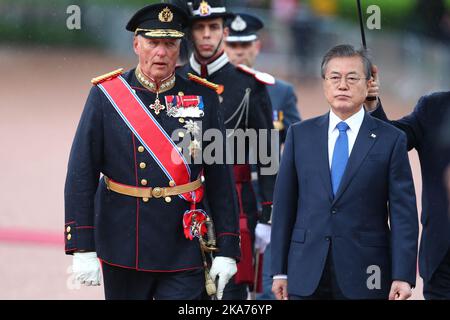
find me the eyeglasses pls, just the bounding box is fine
[324,75,367,86]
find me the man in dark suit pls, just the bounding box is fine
[271,44,419,300]
[367,91,450,299]
[224,12,301,299]
[65,3,240,300]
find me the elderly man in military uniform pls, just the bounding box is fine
[224,12,302,300]
[65,3,240,300]
[178,0,277,300]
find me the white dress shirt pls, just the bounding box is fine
[189,53,229,76]
[273,106,365,281]
[328,106,365,168]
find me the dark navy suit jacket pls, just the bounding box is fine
[271,111,418,299]
[372,92,450,282]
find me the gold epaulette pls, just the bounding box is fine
[187,73,224,95]
[91,68,124,85]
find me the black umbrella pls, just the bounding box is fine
[356,0,367,50]
[357,0,378,101]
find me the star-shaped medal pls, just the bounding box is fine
[183,120,201,136]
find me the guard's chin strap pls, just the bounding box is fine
[211,34,224,58]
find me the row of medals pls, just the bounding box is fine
[136,69,202,159]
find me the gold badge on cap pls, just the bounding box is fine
[199,0,211,16]
[159,6,174,23]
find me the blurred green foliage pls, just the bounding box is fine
[0,0,159,6]
[0,0,159,46]
[325,0,417,29]
[1,0,449,46]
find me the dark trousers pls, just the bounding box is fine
[423,248,450,300]
[102,262,204,300]
[290,251,348,300]
[256,243,276,300]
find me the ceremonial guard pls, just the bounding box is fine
[224,12,302,299]
[178,0,277,299]
[224,13,301,144]
[64,3,240,300]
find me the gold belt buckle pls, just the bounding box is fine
[151,187,164,198]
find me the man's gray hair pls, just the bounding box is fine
[321,44,373,79]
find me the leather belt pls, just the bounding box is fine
[104,176,202,199]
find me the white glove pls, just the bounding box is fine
[255,223,271,254]
[209,256,237,300]
[72,252,101,286]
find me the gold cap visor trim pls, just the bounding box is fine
[135,28,184,38]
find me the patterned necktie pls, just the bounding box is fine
[331,121,350,195]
